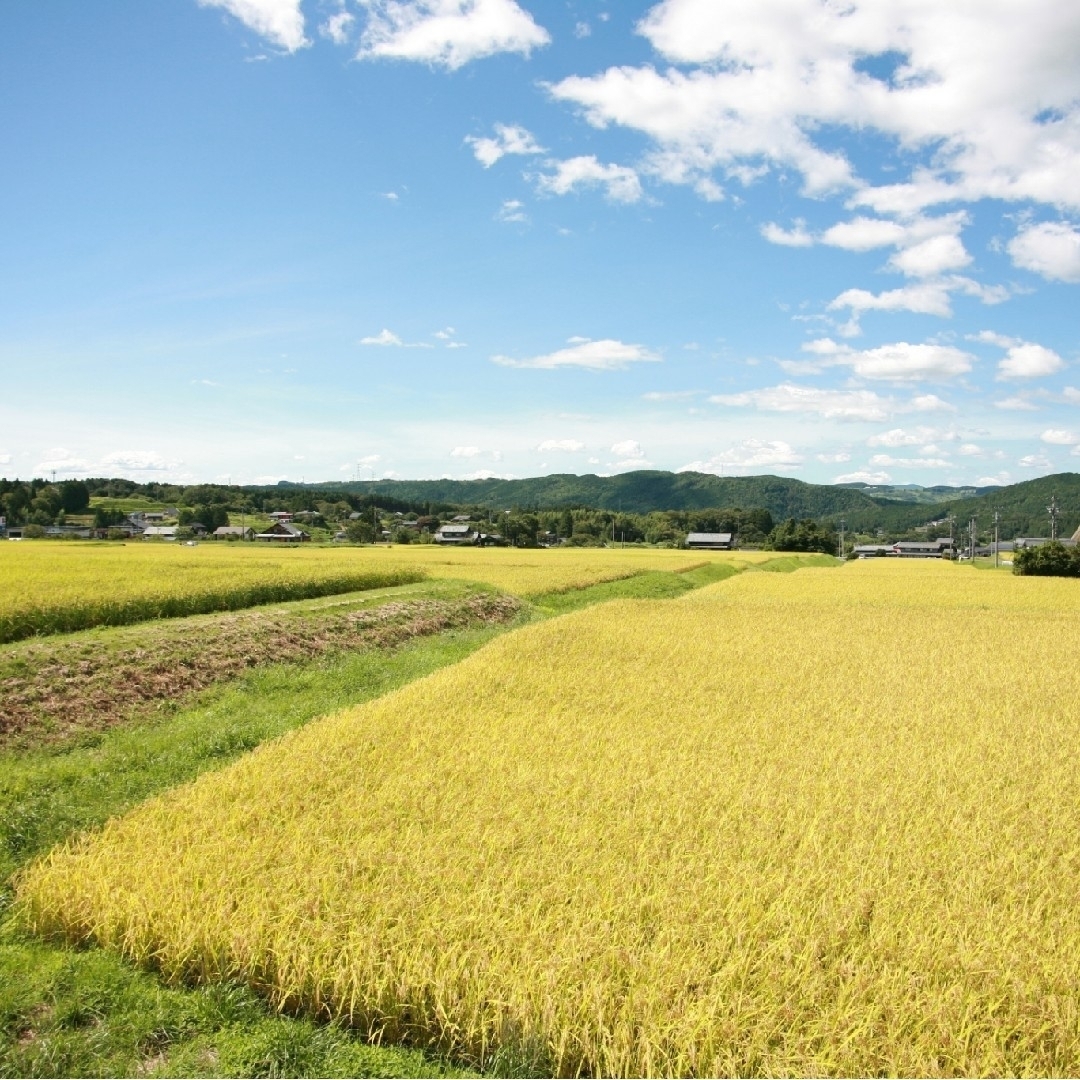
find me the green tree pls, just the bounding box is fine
[1013,541,1080,577]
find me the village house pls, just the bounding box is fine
[255,521,310,542]
[685,532,734,550]
[213,526,255,540]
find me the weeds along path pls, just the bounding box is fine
[0,586,520,750]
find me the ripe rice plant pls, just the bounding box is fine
[357,544,771,598]
[20,559,1080,1075]
[0,543,761,642]
[0,544,425,642]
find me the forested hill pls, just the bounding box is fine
[317,472,882,520]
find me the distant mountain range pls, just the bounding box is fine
[305,470,1080,539]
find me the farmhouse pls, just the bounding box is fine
[685,532,734,550]
[435,524,478,545]
[213,526,255,540]
[255,522,310,542]
[142,526,178,540]
[893,539,954,558]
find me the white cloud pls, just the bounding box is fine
[492,337,661,370]
[835,470,892,484]
[1064,387,1080,404]
[642,389,700,401]
[433,327,455,340]
[888,234,971,278]
[34,448,91,474]
[682,439,803,473]
[994,396,1039,411]
[357,0,550,69]
[867,428,922,448]
[1019,454,1053,469]
[816,451,851,463]
[359,328,433,348]
[1041,429,1079,446]
[0,453,11,466]
[761,221,813,247]
[321,11,355,44]
[870,453,951,469]
[466,123,544,168]
[1008,222,1080,283]
[548,1,1080,214]
[574,21,591,39]
[821,217,906,251]
[459,468,509,480]
[496,199,528,223]
[791,339,974,382]
[360,328,403,346]
[536,156,643,203]
[709,383,895,421]
[997,342,1065,380]
[450,446,501,460]
[93,450,175,474]
[909,394,955,413]
[958,444,983,456]
[198,0,309,52]
[610,439,645,459]
[976,474,1010,486]
[536,439,585,452]
[608,458,654,472]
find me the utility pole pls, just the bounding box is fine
[838,517,846,559]
[993,509,1000,569]
[969,516,977,560]
[1048,495,1060,541]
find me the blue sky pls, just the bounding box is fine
[2,0,1079,488]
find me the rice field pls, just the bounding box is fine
[18,559,1080,1076]
[0,542,752,642]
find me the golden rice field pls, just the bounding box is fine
[0,543,425,642]
[18,559,1080,1075]
[0,541,749,642]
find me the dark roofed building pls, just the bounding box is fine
[686,532,734,550]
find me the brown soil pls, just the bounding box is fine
[0,593,520,749]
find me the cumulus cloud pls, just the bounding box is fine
[816,451,851,463]
[321,10,355,44]
[761,220,813,247]
[536,439,585,452]
[1008,222,1080,283]
[709,383,895,421]
[867,428,922,448]
[835,470,892,484]
[101,450,173,472]
[997,342,1065,379]
[547,0,1080,214]
[450,446,502,460]
[821,217,907,251]
[357,0,550,68]
[0,453,12,466]
[1019,454,1052,469]
[535,156,643,203]
[359,328,433,348]
[198,0,309,51]
[492,337,661,370]
[828,274,1006,325]
[466,123,544,167]
[681,439,803,473]
[958,444,984,456]
[34,448,91,474]
[870,453,951,468]
[460,468,509,480]
[610,439,645,458]
[360,328,403,346]
[792,339,975,382]
[994,395,1039,410]
[1041,429,1079,445]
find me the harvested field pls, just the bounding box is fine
[0,591,520,749]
